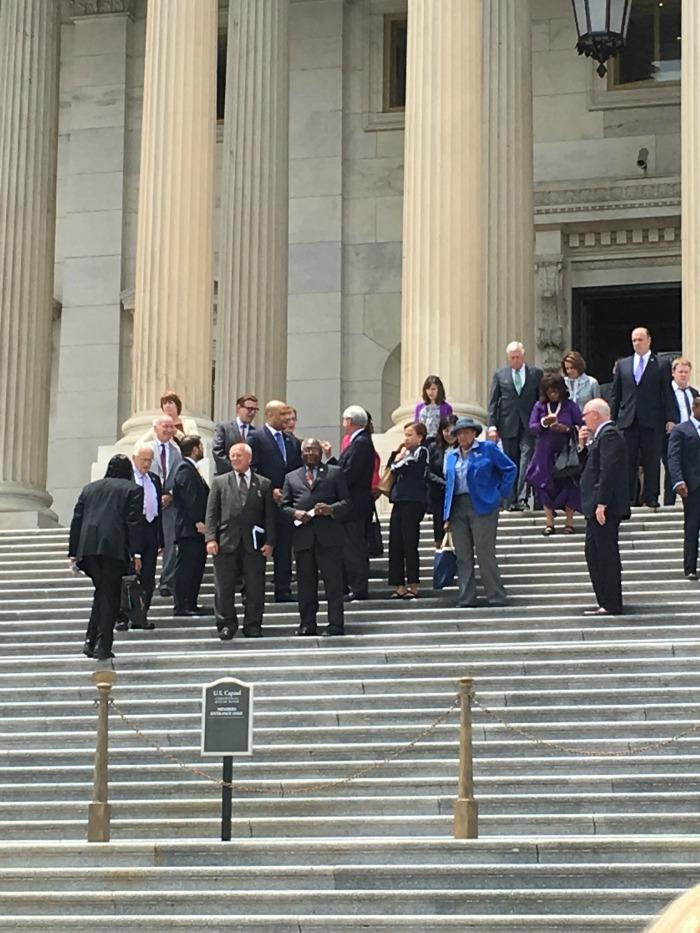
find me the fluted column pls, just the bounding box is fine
[397,0,485,423]
[484,0,535,381]
[122,0,216,441]
[683,4,700,367]
[214,0,289,419]
[0,0,60,526]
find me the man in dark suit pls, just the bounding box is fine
[205,442,276,638]
[610,326,676,509]
[667,396,700,579]
[148,414,182,597]
[68,454,143,661]
[212,393,259,475]
[249,400,303,602]
[116,444,164,632]
[282,438,351,636]
[663,357,699,505]
[487,341,543,510]
[579,399,630,616]
[172,435,209,617]
[324,405,376,601]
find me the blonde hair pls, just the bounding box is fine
[672,357,693,372]
[646,883,700,933]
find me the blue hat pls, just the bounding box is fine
[452,416,484,435]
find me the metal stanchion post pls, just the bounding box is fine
[87,669,116,842]
[453,676,478,839]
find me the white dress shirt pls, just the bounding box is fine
[672,381,695,423]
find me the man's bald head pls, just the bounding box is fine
[265,400,288,429]
[229,442,252,473]
[582,397,611,432]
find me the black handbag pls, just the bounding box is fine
[552,432,582,480]
[366,506,384,558]
[120,572,147,628]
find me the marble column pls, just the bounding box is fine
[214,0,289,419]
[397,0,485,424]
[0,0,60,526]
[484,0,535,381]
[683,3,700,367]
[121,0,217,442]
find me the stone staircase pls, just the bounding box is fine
[0,508,698,931]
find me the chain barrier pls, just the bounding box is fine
[472,695,700,758]
[107,695,460,794]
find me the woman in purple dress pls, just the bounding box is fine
[525,373,583,536]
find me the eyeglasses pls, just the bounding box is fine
[243,406,259,413]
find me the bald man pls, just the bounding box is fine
[249,400,303,602]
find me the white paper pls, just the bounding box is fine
[293,507,316,527]
[252,525,265,548]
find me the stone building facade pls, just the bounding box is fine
[0,0,691,524]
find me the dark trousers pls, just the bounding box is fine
[81,555,127,654]
[213,548,265,633]
[622,422,662,505]
[502,427,536,506]
[174,536,206,611]
[682,486,700,575]
[296,543,345,632]
[430,485,446,546]
[116,519,159,626]
[343,518,370,599]
[158,505,176,590]
[388,500,425,587]
[585,516,623,613]
[273,511,293,598]
[662,433,678,506]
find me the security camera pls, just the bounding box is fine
[637,148,649,172]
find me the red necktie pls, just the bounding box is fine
[306,468,314,488]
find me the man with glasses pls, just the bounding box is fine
[212,394,259,475]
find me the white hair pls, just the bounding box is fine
[584,398,610,418]
[229,442,252,458]
[133,443,155,458]
[153,414,173,427]
[342,406,368,428]
[506,341,525,354]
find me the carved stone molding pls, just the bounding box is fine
[72,0,134,16]
[535,256,567,371]
[535,178,680,219]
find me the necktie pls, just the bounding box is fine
[238,472,248,503]
[684,390,693,419]
[160,443,167,478]
[306,468,314,488]
[513,369,523,395]
[634,356,645,385]
[143,474,158,523]
[274,431,287,462]
[240,423,247,440]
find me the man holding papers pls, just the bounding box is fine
[205,443,276,639]
[282,439,351,636]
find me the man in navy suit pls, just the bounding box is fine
[667,396,700,579]
[212,393,259,476]
[610,326,676,509]
[579,399,630,617]
[172,435,210,616]
[249,400,303,602]
[663,358,699,505]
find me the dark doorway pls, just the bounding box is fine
[571,282,681,384]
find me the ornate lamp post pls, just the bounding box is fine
[571,0,633,77]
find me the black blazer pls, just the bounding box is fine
[667,421,700,494]
[611,354,676,430]
[488,365,544,439]
[212,421,256,475]
[390,445,429,505]
[205,470,277,554]
[579,423,630,520]
[282,464,350,551]
[140,472,165,549]
[670,384,700,424]
[68,477,143,564]
[172,459,210,541]
[250,426,303,490]
[332,430,375,522]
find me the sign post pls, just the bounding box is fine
[201,677,254,842]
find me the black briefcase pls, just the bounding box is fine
[366,506,384,558]
[120,573,147,628]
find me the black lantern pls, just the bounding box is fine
[571,0,633,77]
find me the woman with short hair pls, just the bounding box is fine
[138,390,199,444]
[562,351,601,408]
[388,421,429,600]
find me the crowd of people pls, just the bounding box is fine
[68,326,700,660]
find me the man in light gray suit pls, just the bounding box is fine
[147,414,182,597]
[205,442,276,639]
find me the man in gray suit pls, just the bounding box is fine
[487,341,543,510]
[205,442,276,639]
[147,414,182,597]
[212,393,259,475]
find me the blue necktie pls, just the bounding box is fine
[274,431,286,462]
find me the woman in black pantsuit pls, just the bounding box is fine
[388,422,429,600]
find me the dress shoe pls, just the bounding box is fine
[159,587,172,598]
[324,626,345,636]
[646,500,660,510]
[174,609,197,617]
[296,626,318,636]
[243,627,262,638]
[94,649,115,660]
[218,626,236,640]
[686,572,699,581]
[488,600,507,608]
[114,618,129,631]
[82,640,95,659]
[509,502,526,512]
[345,592,368,602]
[130,620,155,630]
[193,606,213,616]
[583,607,619,616]
[456,602,477,609]
[274,594,296,604]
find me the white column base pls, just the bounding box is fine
[0,485,58,528]
[91,420,216,484]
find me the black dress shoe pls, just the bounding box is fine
[130,620,156,630]
[159,587,172,598]
[173,609,196,617]
[646,500,660,509]
[218,626,236,640]
[243,627,262,638]
[296,627,318,636]
[686,572,699,580]
[114,619,129,631]
[193,606,213,616]
[94,650,115,660]
[82,641,94,658]
[324,626,345,636]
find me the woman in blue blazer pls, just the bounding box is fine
[443,417,516,607]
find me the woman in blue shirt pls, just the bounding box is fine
[443,417,516,607]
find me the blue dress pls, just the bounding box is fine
[525,399,583,511]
